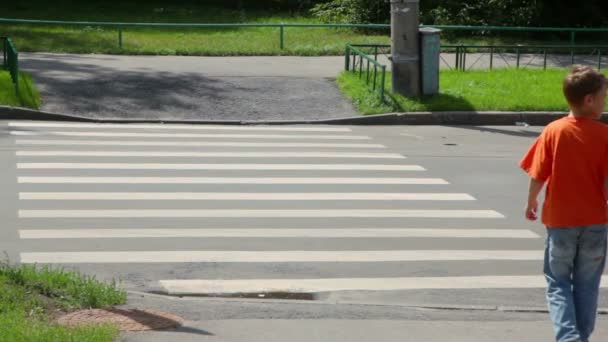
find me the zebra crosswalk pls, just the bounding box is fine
[9,120,586,306]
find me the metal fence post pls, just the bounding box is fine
[280,25,284,49]
[599,50,603,71]
[14,51,19,97]
[2,38,6,69]
[345,45,350,71]
[373,65,378,91]
[118,27,123,49]
[359,54,363,78]
[489,47,494,70]
[571,47,575,65]
[570,31,575,64]
[380,65,386,101]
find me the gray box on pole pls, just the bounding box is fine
[390,0,420,98]
[420,27,441,95]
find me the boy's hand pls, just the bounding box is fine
[525,200,538,221]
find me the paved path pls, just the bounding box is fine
[20,52,607,121]
[20,54,358,121]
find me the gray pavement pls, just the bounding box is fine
[123,318,608,342]
[19,53,607,123]
[20,54,358,121]
[1,121,608,341]
[121,293,608,342]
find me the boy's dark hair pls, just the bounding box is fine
[563,65,606,106]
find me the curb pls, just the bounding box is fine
[4,105,605,126]
[128,290,608,315]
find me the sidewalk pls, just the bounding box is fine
[19,54,359,121]
[119,292,608,342]
[123,319,608,342]
[14,52,606,123]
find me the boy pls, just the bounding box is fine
[520,65,608,342]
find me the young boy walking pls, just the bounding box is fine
[520,65,608,342]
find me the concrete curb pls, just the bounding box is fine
[4,105,605,126]
[128,290,608,315]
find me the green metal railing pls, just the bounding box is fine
[445,44,608,71]
[2,37,19,96]
[345,44,387,101]
[425,25,608,45]
[2,18,607,51]
[0,18,390,50]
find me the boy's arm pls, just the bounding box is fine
[525,177,544,221]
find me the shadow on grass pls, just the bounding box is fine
[387,92,478,112]
[0,25,119,53]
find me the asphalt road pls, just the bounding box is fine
[3,120,605,310]
[3,120,608,341]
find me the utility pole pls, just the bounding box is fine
[390,0,420,97]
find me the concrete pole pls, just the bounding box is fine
[390,0,420,97]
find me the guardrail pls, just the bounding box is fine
[345,44,388,101]
[1,37,19,96]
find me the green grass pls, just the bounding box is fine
[338,68,608,114]
[0,263,127,341]
[0,71,42,109]
[0,1,389,56]
[3,1,603,56]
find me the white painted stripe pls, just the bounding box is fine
[159,276,608,294]
[15,140,385,149]
[18,209,505,218]
[8,122,352,132]
[17,163,426,171]
[19,250,541,263]
[18,228,540,239]
[16,151,405,159]
[17,177,449,185]
[19,192,475,201]
[10,131,369,140]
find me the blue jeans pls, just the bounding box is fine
[544,225,607,342]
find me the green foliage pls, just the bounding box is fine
[310,0,390,24]
[422,0,539,26]
[311,0,608,27]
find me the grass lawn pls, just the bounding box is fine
[0,263,126,341]
[0,1,389,56]
[337,68,608,114]
[0,71,42,109]
[2,0,597,56]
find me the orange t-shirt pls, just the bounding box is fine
[519,116,608,227]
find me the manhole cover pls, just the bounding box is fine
[57,308,184,331]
